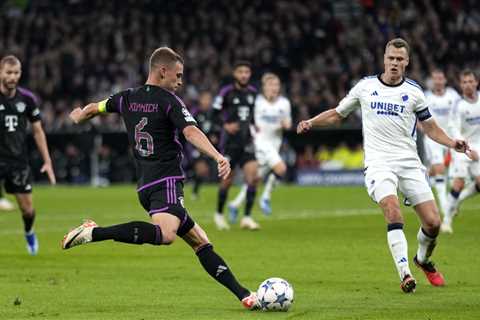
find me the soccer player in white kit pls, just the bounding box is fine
[442,70,480,233]
[297,38,474,293]
[228,73,292,219]
[423,70,461,215]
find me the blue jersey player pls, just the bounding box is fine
[62,47,259,309]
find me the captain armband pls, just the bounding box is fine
[98,99,108,113]
[416,108,432,121]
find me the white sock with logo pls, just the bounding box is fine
[387,224,411,280]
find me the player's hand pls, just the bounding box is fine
[69,108,84,124]
[453,139,469,153]
[40,162,56,185]
[296,120,312,134]
[224,122,240,134]
[216,156,231,180]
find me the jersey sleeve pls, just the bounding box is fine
[26,95,41,122]
[413,90,433,122]
[335,81,362,117]
[99,91,125,114]
[284,99,292,123]
[168,97,197,130]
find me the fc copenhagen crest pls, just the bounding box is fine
[16,102,26,113]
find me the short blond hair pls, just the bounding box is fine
[385,38,410,56]
[149,47,184,71]
[261,72,280,86]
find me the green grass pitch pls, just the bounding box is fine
[1,184,479,319]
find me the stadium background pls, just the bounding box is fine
[2,0,479,185]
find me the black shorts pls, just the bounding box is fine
[137,179,194,237]
[0,163,33,194]
[224,142,256,169]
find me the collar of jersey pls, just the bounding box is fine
[377,74,405,87]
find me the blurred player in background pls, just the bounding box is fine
[228,73,291,217]
[423,69,461,214]
[212,61,260,230]
[62,47,259,309]
[189,91,219,200]
[0,55,56,255]
[442,70,480,233]
[297,38,474,293]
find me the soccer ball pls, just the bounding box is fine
[256,277,294,311]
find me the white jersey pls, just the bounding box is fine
[336,75,430,168]
[425,87,461,135]
[449,96,480,150]
[254,94,291,151]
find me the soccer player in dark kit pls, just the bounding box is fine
[212,61,260,230]
[0,55,56,255]
[62,47,259,309]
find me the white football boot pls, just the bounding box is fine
[62,220,98,249]
[240,216,260,230]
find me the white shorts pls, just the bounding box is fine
[449,153,480,179]
[364,165,434,206]
[423,137,448,166]
[255,145,282,169]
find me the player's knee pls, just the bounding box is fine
[20,205,34,216]
[423,214,441,233]
[380,199,403,223]
[274,163,287,177]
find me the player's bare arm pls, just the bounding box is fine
[422,118,476,159]
[31,121,56,185]
[69,102,103,124]
[297,109,343,134]
[183,125,231,179]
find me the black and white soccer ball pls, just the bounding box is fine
[256,277,294,311]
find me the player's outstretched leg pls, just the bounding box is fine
[228,184,247,223]
[16,194,38,255]
[414,200,445,286]
[62,220,163,249]
[182,223,259,309]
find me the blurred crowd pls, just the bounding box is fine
[1,0,479,183]
[1,0,480,133]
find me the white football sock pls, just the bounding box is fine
[458,182,478,202]
[261,173,276,200]
[387,229,411,280]
[229,184,247,209]
[416,228,436,264]
[433,175,447,214]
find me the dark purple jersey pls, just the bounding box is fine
[0,87,41,164]
[103,85,197,191]
[212,84,257,147]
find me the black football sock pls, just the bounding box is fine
[0,186,4,198]
[217,187,229,214]
[193,176,202,196]
[22,210,35,233]
[196,244,250,300]
[92,221,162,245]
[244,185,256,216]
